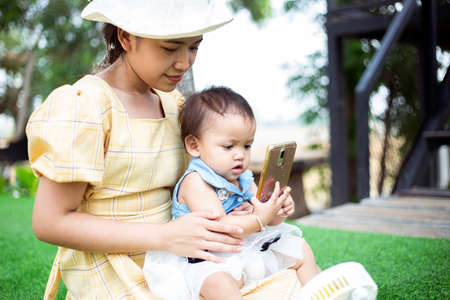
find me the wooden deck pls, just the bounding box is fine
[295,195,450,239]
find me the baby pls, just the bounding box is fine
[144,87,321,300]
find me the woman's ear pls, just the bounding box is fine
[117,28,133,52]
[185,135,201,157]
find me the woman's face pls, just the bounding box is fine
[124,34,203,92]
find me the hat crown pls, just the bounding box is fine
[82,0,232,39]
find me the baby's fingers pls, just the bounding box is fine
[277,208,289,217]
[259,181,282,204]
[271,181,281,198]
[283,205,295,217]
[283,186,292,197]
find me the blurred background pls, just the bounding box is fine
[1,0,449,215]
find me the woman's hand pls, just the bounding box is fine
[228,201,254,216]
[162,211,244,263]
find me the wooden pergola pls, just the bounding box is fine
[326,0,450,206]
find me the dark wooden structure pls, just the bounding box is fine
[326,0,450,205]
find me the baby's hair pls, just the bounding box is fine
[179,86,255,142]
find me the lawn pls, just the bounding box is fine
[1,194,449,299]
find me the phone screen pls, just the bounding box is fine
[256,142,296,202]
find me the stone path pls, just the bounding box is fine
[295,195,450,238]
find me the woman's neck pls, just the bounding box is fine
[96,58,164,119]
[98,57,149,95]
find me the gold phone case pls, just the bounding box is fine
[256,141,297,202]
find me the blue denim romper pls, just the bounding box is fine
[171,157,255,219]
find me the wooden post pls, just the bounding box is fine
[327,32,349,206]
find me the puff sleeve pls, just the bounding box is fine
[172,88,185,113]
[26,84,106,184]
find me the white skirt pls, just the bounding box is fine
[143,223,304,300]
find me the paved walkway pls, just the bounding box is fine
[295,195,450,239]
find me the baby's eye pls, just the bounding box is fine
[223,145,233,150]
[245,144,252,149]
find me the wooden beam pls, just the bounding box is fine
[327,33,349,206]
[419,0,438,124]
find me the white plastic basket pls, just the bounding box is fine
[297,262,377,300]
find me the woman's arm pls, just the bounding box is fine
[32,176,243,263]
[178,173,287,239]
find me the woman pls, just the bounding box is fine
[26,1,302,298]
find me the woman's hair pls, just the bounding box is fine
[97,23,125,69]
[179,86,255,142]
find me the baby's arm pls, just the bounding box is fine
[178,173,286,239]
[228,201,253,216]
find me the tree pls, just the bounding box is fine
[0,0,104,143]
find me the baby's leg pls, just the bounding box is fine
[200,272,243,300]
[290,241,321,285]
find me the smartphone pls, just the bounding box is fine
[256,141,297,202]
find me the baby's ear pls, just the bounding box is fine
[185,135,200,157]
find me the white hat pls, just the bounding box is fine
[81,0,233,39]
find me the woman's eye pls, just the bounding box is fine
[162,47,177,52]
[190,42,201,51]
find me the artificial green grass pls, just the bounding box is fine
[1,194,449,299]
[299,225,450,299]
[0,194,66,300]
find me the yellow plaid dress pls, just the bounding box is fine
[26,75,302,299]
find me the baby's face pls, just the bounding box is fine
[196,113,256,186]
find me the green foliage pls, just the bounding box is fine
[0,176,6,194]
[229,0,273,24]
[287,50,328,125]
[0,0,38,29]
[0,0,104,119]
[0,164,39,197]
[283,0,318,12]
[15,164,39,196]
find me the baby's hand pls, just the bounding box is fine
[250,182,287,226]
[278,189,295,218]
[229,201,254,216]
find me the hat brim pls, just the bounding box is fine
[81,1,233,39]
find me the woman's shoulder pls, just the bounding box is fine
[154,88,185,114]
[72,74,116,111]
[29,75,114,123]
